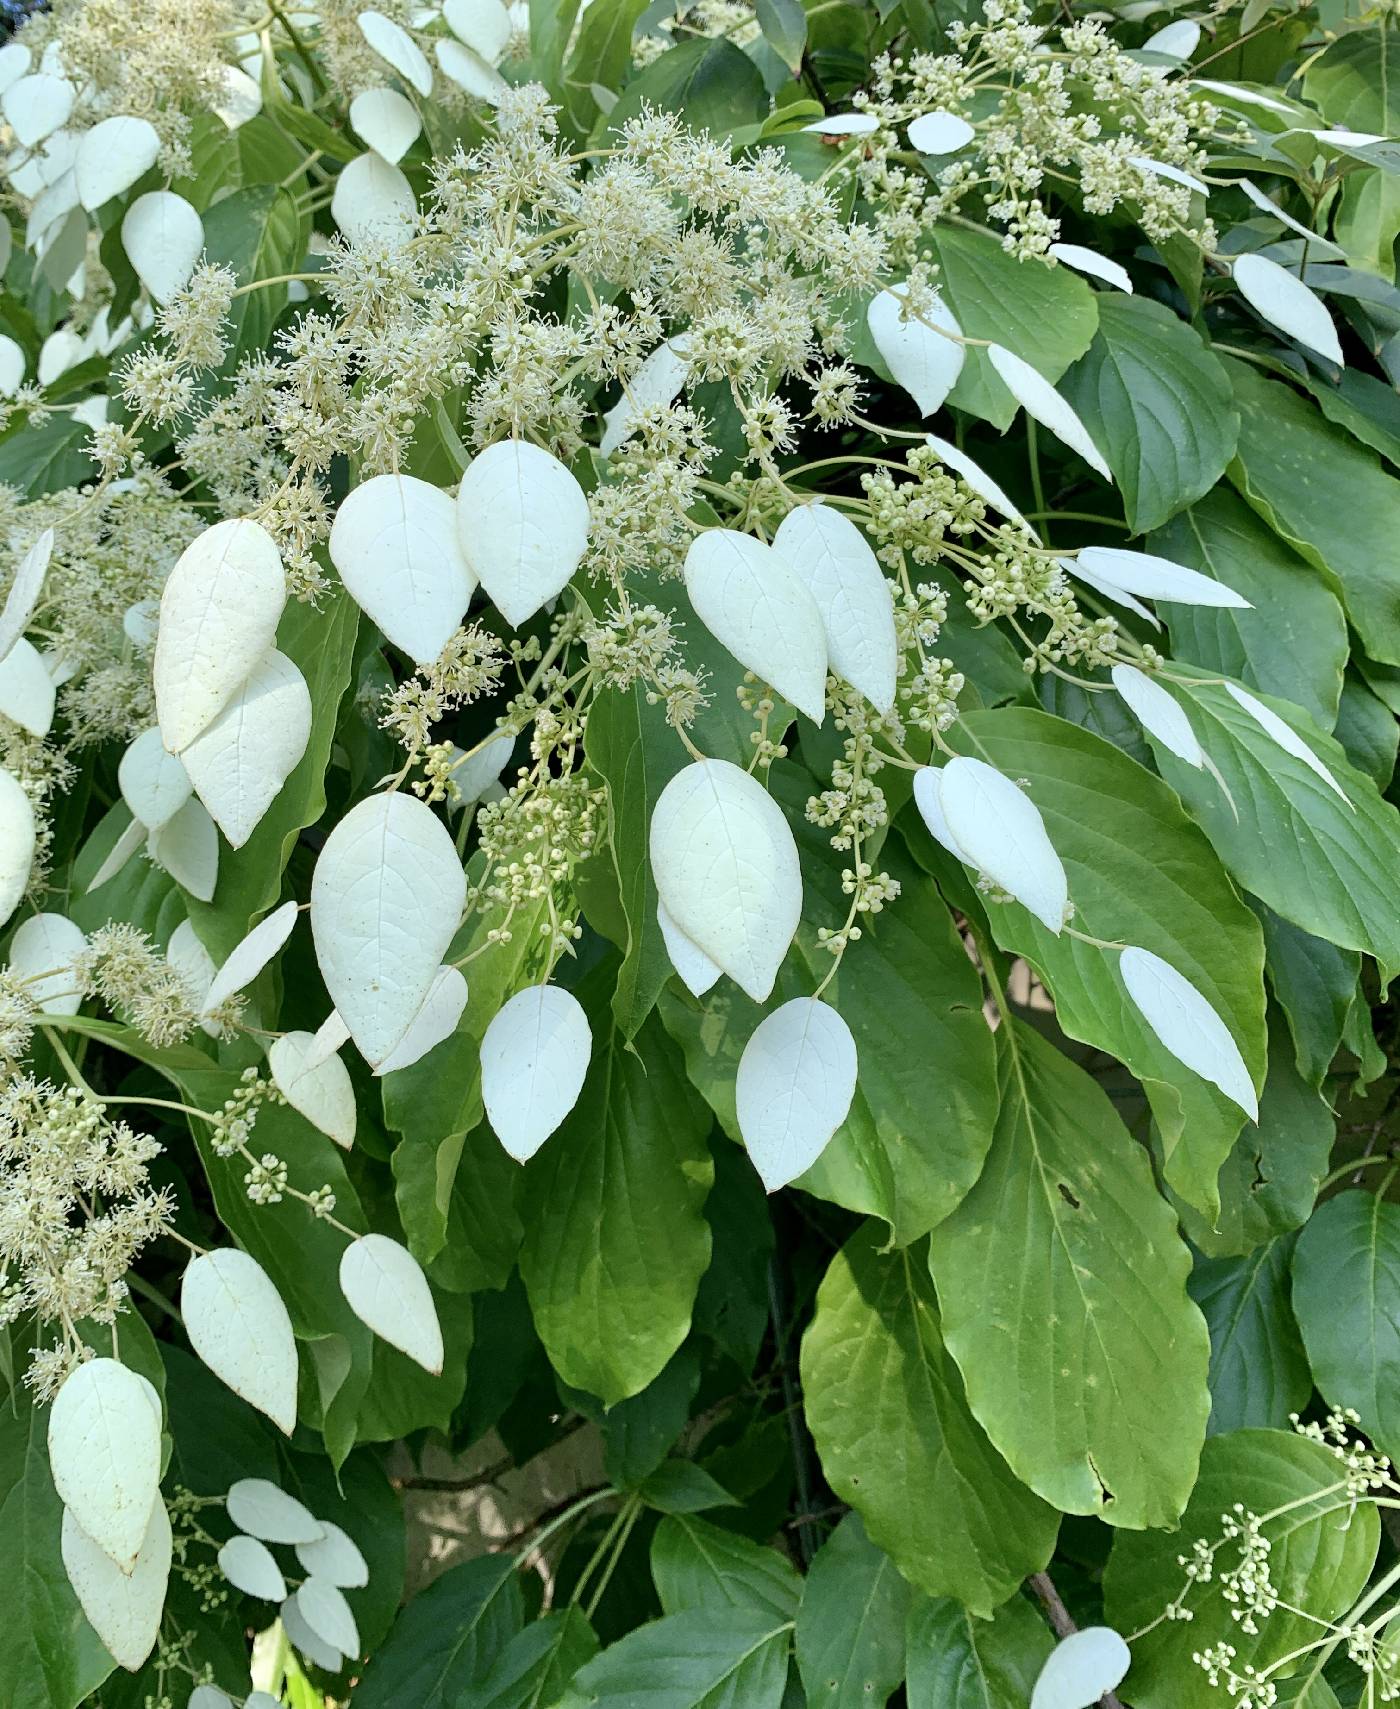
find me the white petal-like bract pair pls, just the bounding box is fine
[357,9,432,94]
[119,728,193,830]
[866,287,965,416]
[181,1248,299,1434]
[181,650,312,848]
[350,87,421,164]
[49,1357,162,1571]
[1119,945,1257,1119]
[61,1499,170,1672]
[374,963,467,1075]
[456,439,590,628]
[1031,1627,1131,1709]
[340,1232,444,1373]
[924,434,1030,529]
[736,997,857,1191]
[481,983,592,1161]
[75,115,160,211]
[772,503,897,714]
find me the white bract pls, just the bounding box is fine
[480,983,592,1162]
[1048,242,1134,292]
[297,1577,361,1659]
[121,192,204,305]
[683,528,828,723]
[203,900,299,1014]
[444,0,512,61]
[61,1500,170,1672]
[939,755,1069,933]
[657,899,721,997]
[330,474,475,664]
[773,503,897,714]
[911,766,968,862]
[1119,945,1258,1119]
[436,38,507,102]
[119,728,193,830]
[305,1008,352,1070]
[148,797,219,902]
[226,1478,323,1545]
[1142,18,1200,58]
[803,112,879,135]
[217,1534,286,1602]
[37,327,82,388]
[736,998,857,1192]
[866,287,965,415]
[1225,681,1350,804]
[87,816,145,894]
[3,73,74,146]
[374,963,468,1074]
[349,88,421,164]
[987,344,1112,480]
[340,1232,443,1374]
[1239,180,1344,258]
[1074,545,1249,608]
[8,911,86,1015]
[601,338,691,457]
[1111,664,1203,767]
[0,527,53,662]
[296,1522,369,1589]
[0,635,55,735]
[1130,153,1210,195]
[0,766,35,924]
[445,731,515,809]
[0,42,30,94]
[1031,1627,1132,1709]
[310,791,466,1067]
[1234,252,1343,365]
[331,152,416,250]
[269,1030,358,1148]
[75,115,160,210]
[189,1689,235,1709]
[281,1592,344,1672]
[357,9,433,94]
[211,64,261,129]
[154,518,287,753]
[48,1357,162,1571]
[924,433,1030,528]
[907,109,974,153]
[167,918,218,1018]
[650,759,802,1003]
[456,439,590,627]
[1062,554,1159,629]
[0,333,20,397]
[181,1249,299,1434]
[180,650,312,849]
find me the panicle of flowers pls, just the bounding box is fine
[382,624,509,777]
[74,923,202,1047]
[208,1065,282,1159]
[1291,1406,1392,1504]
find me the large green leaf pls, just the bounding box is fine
[201,184,307,370]
[1060,295,1238,533]
[566,0,649,127]
[795,1513,909,1709]
[903,1593,1053,1709]
[518,1015,714,1404]
[1257,906,1359,1088]
[929,1020,1210,1528]
[556,1607,792,1708]
[937,708,1267,1218]
[464,1610,600,1709]
[1104,1429,1379,1709]
[355,1556,523,1709]
[800,1222,1059,1618]
[1190,1237,1312,1434]
[1303,28,1400,135]
[603,38,768,138]
[651,1515,802,1622]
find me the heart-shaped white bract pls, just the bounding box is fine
[331,151,416,250]
[4,72,74,147]
[180,649,312,849]
[311,791,466,1068]
[121,191,203,305]
[297,1576,361,1659]
[907,109,974,153]
[357,8,433,94]
[1030,1627,1132,1709]
[867,287,965,415]
[987,344,1112,481]
[923,433,1030,529]
[49,1357,162,1571]
[339,1232,444,1374]
[456,439,590,628]
[8,910,86,1015]
[269,1031,358,1148]
[297,1521,369,1589]
[939,755,1069,934]
[1234,251,1343,366]
[281,1591,344,1672]
[600,337,691,457]
[329,473,475,665]
[911,765,968,863]
[1048,241,1134,293]
[1073,546,1249,609]
[75,115,160,210]
[444,0,512,61]
[436,37,507,102]
[1225,681,1350,804]
[0,766,35,925]
[1119,945,1258,1119]
[736,998,858,1191]
[480,983,592,1162]
[1111,664,1203,768]
[148,796,219,902]
[202,900,298,1015]
[0,635,54,736]
[650,759,802,1003]
[217,1534,286,1602]
[349,87,421,164]
[61,1499,170,1672]
[0,527,53,662]
[118,728,193,830]
[657,899,721,997]
[154,518,286,754]
[226,1478,323,1545]
[772,502,897,714]
[683,528,828,724]
[374,963,467,1075]
[181,1249,299,1434]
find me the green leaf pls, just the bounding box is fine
[0,412,98,497]
[1152,488,1347,729]
[796,1513,909,1709]
[1059,295,1238,533]
[903,1594,1053,1709]
[1335,672,1399,788]
[557,1607,792,1709]
[756,0,807,72]
[1190,1236,1311,1434]
[603,38,768,139]
[519,1015,714,1404]
[566,0,650,127]
[800,1222,1059,1618]
[1303,29,1400,136]
[929,1019,1210,1528]
[637,1461,739,1515]
[1336,168,1400,280]
[603,1347,701,1487]
[939,708,1267,1218]
[354,1555,523,1709]
[1258,906,1358,1089]
[926,228,1098,431]
[464,1609,600,1709]
[1104,1429,1379,1709]
[652,1514,802,1621]
[202,185,307,371]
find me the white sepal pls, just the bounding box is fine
[61,1500,169,1672]
[907,109,974,153]
[480,984,592,1163]
[1074,545,1249,609]
[1130,154,1210,195]
[49,1357,161,1571]
[75,115,160,210]
[0,527,53,662]
[269,1032,358,1148]
[226,1478,323,1544]
[1234,252,1343,365]
[0,766,35,924]
[1119,945,1258,1119]
[803,112,879,136]
[1225,681,1350,804]
[0,333,22,398]
[357,9,432,94]
[0,635,55,735]
[911,766,969,862]
[924,434,1030,529]
[436,38,507,103]
[202,900,298,1014]
[217,1534,286,1602]
[601,338,691,457]
[148,797,218,902]
[866,287,964,415]
[1031,1628,1132,1709]
[121,192,203,305]
[736,998,857,1191]
[445,731,514,809]
[373,963,467,1075]
[1061,555,1160,629]
[281,1592,344,1672]
[987,344,1111,480]
[339,1233,443,1374]
[8,911,86,1015]
[1111,664,1203,768]
[181,1249,298,1434]
[657,899,721,997]
[939,755,1069,933]
[456,440,590,627]
[1048,242,1133,293]
[773,503,897,714]
[296,1522,369,1589]
[444,0,512,60]
[180,650,312,849]
[331,152,415,250]
[119,728,193,830]
[297,1577,361,1659]
[349,88,421,164]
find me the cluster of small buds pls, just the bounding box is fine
[1343,1622,1400,1701]
[209,1067,282,1159]
[74,923,200,1048]
[738,678,791,769]
[1218,1506,1278,1634]
[584,603,682,693]
[1291,1407,1393,1503]
[862,461,980,569]
[243,1152,289,1206]
[382,626,508,761]
[475,770,604,915]
[1191,1643,1278,1708]
[305,1184,339,1221]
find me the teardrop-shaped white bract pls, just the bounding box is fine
[357,9,433,94]
[1111,664,1203,768]
[1240,180,1344,257]
[866,288,965,416]
[907,109,974,153]
[49,1357,162,1572]
[444,0,512,61]
[297,1577,361,1659]
[226,1478,323,1545]
[683,529,828,724]
[86,815,143,896]
[281,1592,344,1673]
[772,503,896,714]
[181,1249,298,1434]
[0,42,30,95]
[1225,681,1349,804]
[480,984,592,1162]
[803,112,879,135]
[311,791,466,1067]
[1142,19,1200,58]
[121,192,203,305]
[456,440,590,628]
[148,797,218,902]
[4,73,74,147]
[202,900,298,1015]
[374,963,467,1075]
[1066,554,1160,628]
[1048,242,1134,293]
[37,326,82,388]
[211,64,262,129]
[1234,251,1343,366]
[0,528,53,662]
[436,37,507,102]
[349,87,421,164]
[0,334,22,398]
[181,649,312,849]
[75,115,160,210]
[217,1534,286,1602]
[119,728,193,831]
[736,998,857,1192]
[9,911,86,1015]
[167,917,217,1015]
[1119,945,1258,1119]
[911,766,969,862]
[122,599,160,650]
[987,344,1112,480]
[601,338,691,457]
[1074,545,1250,608]
[0,767,34,925]
[923,433,1030,528]
[61,1500,169,1672]
[269,1030,357,1148]
[0,634,55,735]
[650,759,802,1003]
[940,755,1069,934]
[339,1232,443,1374]
[296,1522,369,1589]
[446,730,514,809]
[305,1007,352,1070]
[154,518,286,753]
[330,474,475,665]
[331,151,416,250]
[657,899,721,997]
[1130,153,1210,195]
[1031,1627,1132,1709]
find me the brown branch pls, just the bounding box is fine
[1028,1572,1128,1709]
